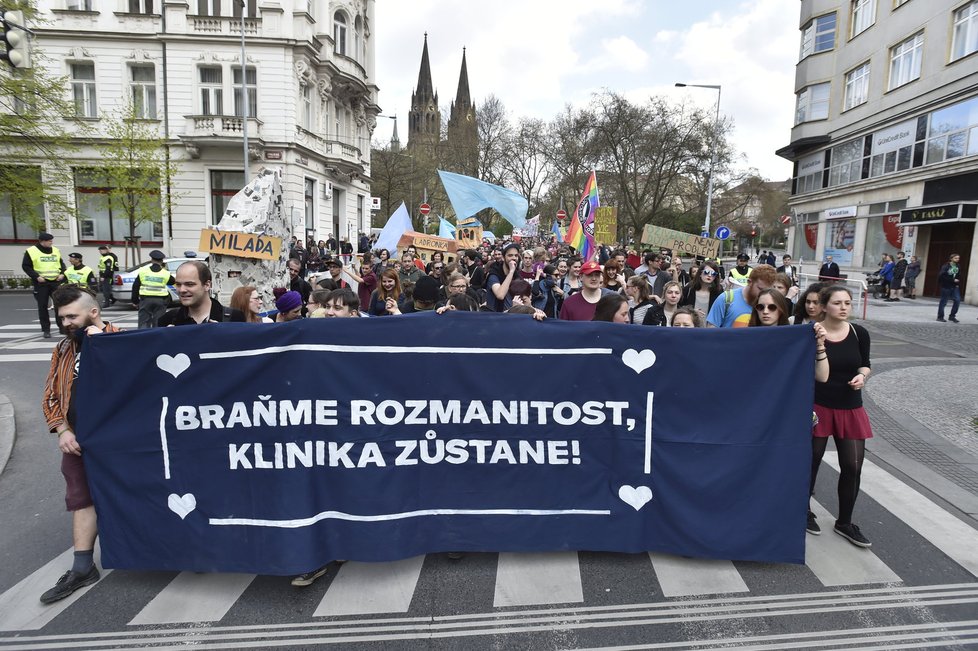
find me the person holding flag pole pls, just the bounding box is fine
[564,172,599,262]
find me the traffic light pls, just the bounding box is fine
[1,10,31,70]
[750,228,756,237]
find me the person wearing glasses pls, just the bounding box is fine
[425,251,445,275]
[809,285,873,548]
[229,285,273,323]
[747,289,792,326]
[706,264,777,328]
[680,259,723,319]
[428,260,446,287]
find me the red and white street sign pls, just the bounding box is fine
[556,209,567,221]
[419,203,431,216]
[780,214,791,224]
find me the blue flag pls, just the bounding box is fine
[552,220,561,239]
[76,316,814,574]
[438,216,457,239]
[374,201,412,256]
[438,170,528,228]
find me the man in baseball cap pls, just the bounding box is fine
[560,260,614,321]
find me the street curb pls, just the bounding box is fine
[0,395,14,478]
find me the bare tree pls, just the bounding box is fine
[501,117,550,212]
[476,94,510,186]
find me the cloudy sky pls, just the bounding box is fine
[371,0,798,181]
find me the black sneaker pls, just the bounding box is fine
[949,317,959,323]
[806,511,821,535]
[937,318,947,322]
[42,331,51,338]
[834,522,871,548]
[291,563,331,587]
[40,566,100,604]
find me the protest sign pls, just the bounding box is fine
[199,228,283,261]
[641,225,721,258]
[76,316,814,574]
[396,231,457,264]
[456,223,483,249]
[593,207,618,244]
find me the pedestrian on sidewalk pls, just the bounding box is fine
[40,286,121,604]
[22,232,66,338]
[936,253,962,323]
[904,255,921,299]
[809,285,874,548]
[886,252,908,302]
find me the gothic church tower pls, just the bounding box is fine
[407,34,440,149]
[446,47,478,175]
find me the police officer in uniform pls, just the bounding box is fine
[22,232,66,338]
[97,245,118,308]
[725,253,753,289]
[65,253,98,294]
[131,250,175,329]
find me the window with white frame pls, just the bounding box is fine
[304,178,315,231]
[70,62,97,118]
[334,12,347,56]
[74,168,162,243]
[232,66,257,118]
[196,0,221,16]
[800,13,836,59]
[795,83,830,124]
[844,62,870,110]
[199,66,222,115]
[0,166,44,242]
[925,95,978,164]
[952,1,978,61]
[130,64,157,119]
[301,84,313,130]
[232,0,257,18]
[851,0,876,38]
[66,0,93,10]
[889,32,922,90]
[828,138,866,186]
[210,170,245,225]
[128,0,154,13]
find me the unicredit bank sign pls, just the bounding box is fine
[824,206,857,220]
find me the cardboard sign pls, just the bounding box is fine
[397,231,457,263]
[457,224,484,249]
[594,207,618,244]
[641,225,720,258]
[198,228,283,261]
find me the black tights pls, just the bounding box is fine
[810,436,866,524]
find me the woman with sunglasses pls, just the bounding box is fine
[792,282,826,325]
[680,260,723,319]
[747,288,792,326]
[809,285,873,548]
[425,251,445,275]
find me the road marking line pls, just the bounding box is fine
[493,552,584,607]
[805,500,901,586]
[314,556,425,617]
[128,572,256,625]
[4,342,57,350]
[824,452,978,578]
[0,354,54,363]
[647,553,748,597]
[0,545,109,631]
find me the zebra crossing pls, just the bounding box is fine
[0,453,976,649]
[0,311,140,363]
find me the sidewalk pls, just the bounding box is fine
[859,294,978,324]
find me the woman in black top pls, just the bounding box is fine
[809,285,873,548]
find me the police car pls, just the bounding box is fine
[111,252,205,305]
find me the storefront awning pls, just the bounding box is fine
[898,202,978,227]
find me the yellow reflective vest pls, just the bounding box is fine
[728,267,752,287]
[137,264,171,297]
[65,265,94,287]
[27,245,62,281]
[98,253,116,275]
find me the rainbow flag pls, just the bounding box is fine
[564,171,599,260]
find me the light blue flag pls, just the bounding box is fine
[483,231,496,242]
[438,216,456,239]
[438,170,528,228]
[552,220,561,239]
[374,201,413,256]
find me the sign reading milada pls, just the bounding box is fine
[198,228,283,261]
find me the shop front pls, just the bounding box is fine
[899,202,977,301]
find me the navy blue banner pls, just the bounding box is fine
[76,313,815,574]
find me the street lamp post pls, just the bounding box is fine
[675,83,721,238]
[239,1,249,181]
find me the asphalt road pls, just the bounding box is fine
[0,293,975,650]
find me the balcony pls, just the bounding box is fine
[180,115,264,158]
[294,127,364,169]
[189,15,261,36]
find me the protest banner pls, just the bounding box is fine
[76,315,814,574]
[198,228,283,261]
[396,231,457,264]
[641,225,721,258]
[456,223,483,249]
[593,207,618,245]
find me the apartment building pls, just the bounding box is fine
[778,0,978,302]
[0,0,378,270]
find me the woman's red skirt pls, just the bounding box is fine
[813,404,874,440]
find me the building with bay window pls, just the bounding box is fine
[0,0,379,270]
[778,0,978,304]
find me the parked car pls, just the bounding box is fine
[111,253,205,305]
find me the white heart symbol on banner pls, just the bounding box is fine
[618,485,653,511]
[156,353,191,378]
[621,349,656,374]
[168,493,197,519]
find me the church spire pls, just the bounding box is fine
[414,32,436,105]
[453,46,471,109]
[408,32,440,148]
[390,116,400,153]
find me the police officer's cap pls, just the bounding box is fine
[68,252,82,260]
[38,232,53,241]
[97,245,108,251]
[736,253,750,261]
[149,250,166,261]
